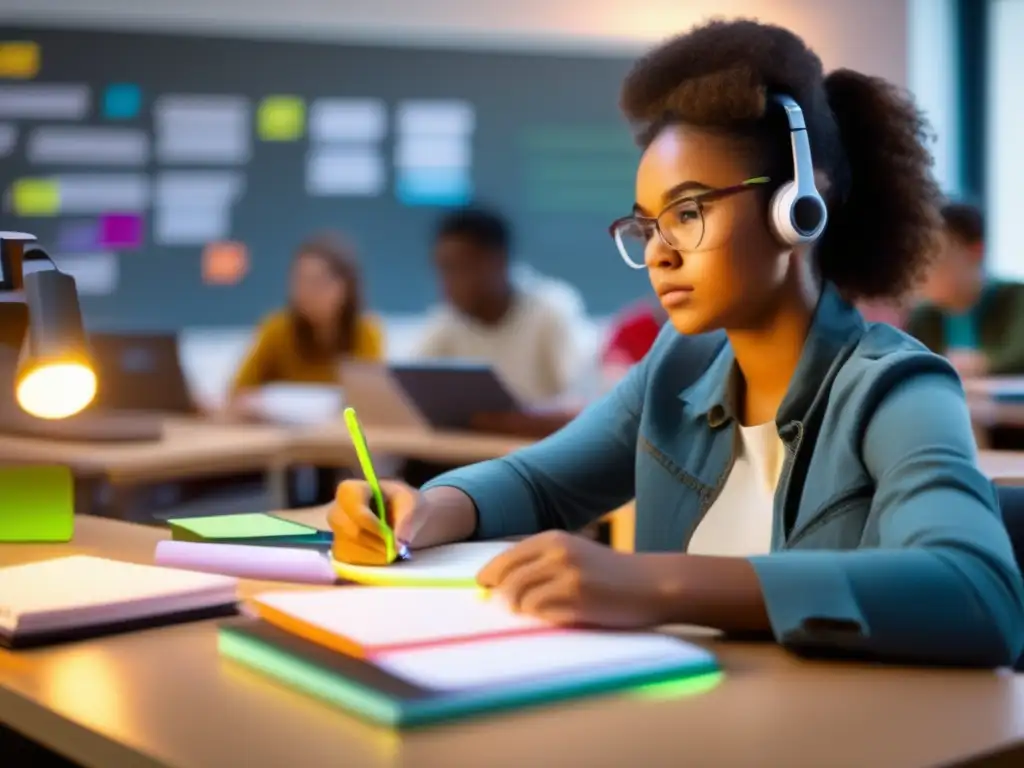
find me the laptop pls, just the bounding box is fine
[88,332,196,416]
[343,361,519,432]
[0,337,173,443]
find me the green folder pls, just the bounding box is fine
[167,513,331,549]
[0,465,74,543]
[219,620,720,729]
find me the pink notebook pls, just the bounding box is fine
[154,541,337,585]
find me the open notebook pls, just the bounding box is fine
[0,555,239,648]
[331,541,511,587]
[251,587,548,657]
[224,600,717,727]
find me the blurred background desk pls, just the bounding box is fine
[2,516,1024,768]
[0,419,290,521]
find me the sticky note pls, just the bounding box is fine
[99,212,144,249]
[52,253,119,296]
[11,178,59,216]
[258,96,305,141]
[395,167,472,207]
[103,83,141,120]
[168,513,320,541]
[0,465,74,543]
[0,42,40,79]
[56,219,101,253]
[202,240,249,285]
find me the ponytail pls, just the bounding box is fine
[815,69,943,301]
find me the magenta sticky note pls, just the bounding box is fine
[99,213,144,249]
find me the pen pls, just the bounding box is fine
[343,407,409,563]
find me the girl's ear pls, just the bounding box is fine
[968,242,985,263]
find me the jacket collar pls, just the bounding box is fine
[679,283,865,427]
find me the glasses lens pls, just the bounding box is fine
[613,219,652,269]
[658,200,705,252]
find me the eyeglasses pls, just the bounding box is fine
[608,176,771,270]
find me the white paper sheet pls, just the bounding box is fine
[28,127,149,165]
[51,253,119,296]
[376,631,714,691]
[310,98,386,143]
[56,174,149,213]
[154,171,244,208]
[396,100,475,136]
[155,206,229,246]
[254,582,545,650]
[0,84,89,120]
[306,147,384,196]
[394,135,471,169]
[155,94,251,163]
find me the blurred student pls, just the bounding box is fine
[909,202,1024,377]
[414,207,580,405]
[229,233,384,412]
[228,234,383,506]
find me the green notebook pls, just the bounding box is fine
[167,513,331,549]
[0,465,74,543]
[219,620,719,729]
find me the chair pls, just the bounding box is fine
[996,486,1024,669]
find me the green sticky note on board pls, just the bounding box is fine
[12,178,60,216]
[258,96,305,141]
[168,513,318,541]
[0,465,74,542]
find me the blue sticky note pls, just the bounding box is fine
[103,83,141,120]
[396,168,472,207]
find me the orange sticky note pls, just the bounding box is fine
[202,241,248,285]
[0,41,40,79]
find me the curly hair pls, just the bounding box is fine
[620,19,942,301]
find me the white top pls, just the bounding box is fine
[686,421,785,557]
[414,291,580,404]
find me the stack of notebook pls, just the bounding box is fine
[0,555,238,648]
[220,587,718,728]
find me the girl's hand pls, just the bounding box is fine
[329,479,422,565]
[476,530,672,628]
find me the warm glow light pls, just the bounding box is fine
[16,361,96,419]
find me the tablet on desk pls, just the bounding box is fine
[389,362,520,431]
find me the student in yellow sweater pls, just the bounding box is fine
[229,233,383,414]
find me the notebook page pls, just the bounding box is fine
[0,555,237,632]
[332,541,512,585]
[375,631,714,691]
[253,587,547,649]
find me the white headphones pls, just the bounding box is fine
[768,94,828,246]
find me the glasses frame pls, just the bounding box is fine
[609,176,772,270]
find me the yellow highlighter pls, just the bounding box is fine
[343,407,408,563]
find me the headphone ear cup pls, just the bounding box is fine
[769,183,828,246]
[769,182,800,245]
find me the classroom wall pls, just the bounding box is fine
[6,0,908,81]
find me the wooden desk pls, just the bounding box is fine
[979,451,1024,485]
[286,423,531,467]
[2,518,1024,768]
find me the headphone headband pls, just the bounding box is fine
[767,93,827,244]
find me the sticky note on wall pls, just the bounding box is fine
[0,465,74,543]
[99,213,144,249]
[0,42,40,79]
[258,96,305,141]
[11,178,59,216]
[202,241,248,285]
[103,83,141,120]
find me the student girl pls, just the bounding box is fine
[330,20,1024,666]
[228,232,383,414]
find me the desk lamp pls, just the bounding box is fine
[0,232,96,419]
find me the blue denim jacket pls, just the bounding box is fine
[426,284,1024,666]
